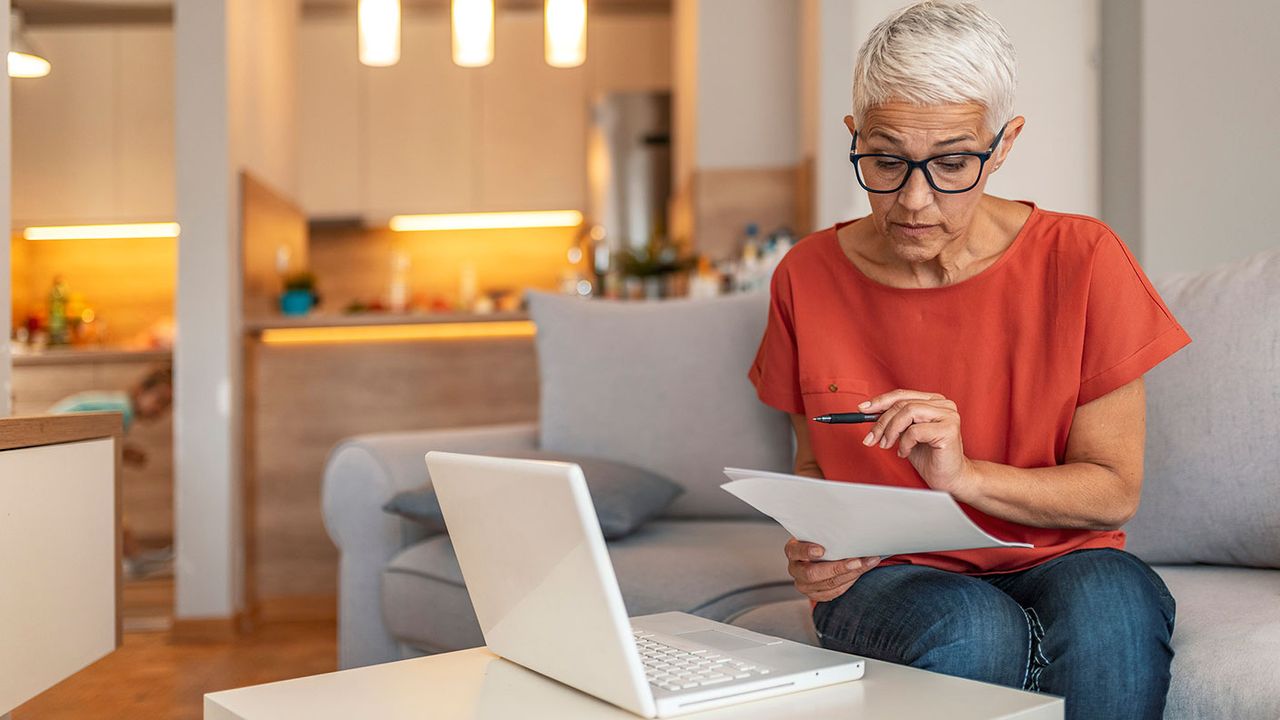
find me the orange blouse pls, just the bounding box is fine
[748,204,1191,574]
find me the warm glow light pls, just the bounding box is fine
[23,222,181,241]
[545,0,586,68]
[8,50,50,78]
[452,0,494,68]
[389,210,584,232]
[260,321,536,345]
[359,0,401,67]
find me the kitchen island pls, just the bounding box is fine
[243,312,539,618]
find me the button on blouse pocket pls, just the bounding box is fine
[800,377,872,416]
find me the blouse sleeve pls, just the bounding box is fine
[1077,232,1191,405]
[748,265,805,414]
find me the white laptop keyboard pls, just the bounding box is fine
[632,630,772,692]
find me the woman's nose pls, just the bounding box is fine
[896,165,935,210]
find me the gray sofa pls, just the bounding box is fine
[322,248,1280,718]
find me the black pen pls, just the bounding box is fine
[811,412,881,424]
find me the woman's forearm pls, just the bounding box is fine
[956,459,1139,531]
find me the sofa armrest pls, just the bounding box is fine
[321,422,539,668]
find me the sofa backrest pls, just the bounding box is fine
[1124,247,1280,568]
[528,291,793,519]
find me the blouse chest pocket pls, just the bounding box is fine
[800,377,873,415]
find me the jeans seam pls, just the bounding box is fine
[1020,607,1033,691]
[1025,607,1049,693]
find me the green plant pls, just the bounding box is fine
[282,271,317,293]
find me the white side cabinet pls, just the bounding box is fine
[11,25,175,227]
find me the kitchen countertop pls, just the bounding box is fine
[243,311,530,332]
[11,347,173,367]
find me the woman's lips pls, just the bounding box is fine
[892,222,939,238]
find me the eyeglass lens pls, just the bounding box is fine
[856,154,984,193]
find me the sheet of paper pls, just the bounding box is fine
[722,467,1031,560]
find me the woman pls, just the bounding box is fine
[748,2,1189,718]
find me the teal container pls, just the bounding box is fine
[280,289,314,315]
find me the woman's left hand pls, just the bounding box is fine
[859,389,977,498]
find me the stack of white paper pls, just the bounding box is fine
[721,468,1030,561]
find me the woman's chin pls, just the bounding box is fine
[889,237,943,264]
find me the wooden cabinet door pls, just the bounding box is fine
[297,19,364,218]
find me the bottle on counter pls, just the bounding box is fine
[388,251,411,313]
[48,276,70,346]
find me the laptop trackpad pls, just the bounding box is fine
[676,630,767,652]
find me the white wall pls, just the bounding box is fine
[174,0,299,621]
[804,0,1100,230]
[1139,0,1280,275]
[1,1,11,416]
[174,0,241,620]
[693,0,799,170]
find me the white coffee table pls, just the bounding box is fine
[205,647,1063,719]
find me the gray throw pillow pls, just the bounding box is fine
[1124,246,1280,568]
[382,450,684,540]
[528,291,792,519]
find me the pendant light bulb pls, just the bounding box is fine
[452,0,494,68]
[545,0,586,68]
[8,10,51,79]
[358,0,401,67]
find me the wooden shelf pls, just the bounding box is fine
[12,348,173,367]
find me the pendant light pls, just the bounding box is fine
[358,0,400,67]
[452,0,494,68]
[544,0,586,68]
[9,9,51,79]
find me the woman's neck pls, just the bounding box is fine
[839,197,1030,289]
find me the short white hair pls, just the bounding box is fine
[853,1,1017,135]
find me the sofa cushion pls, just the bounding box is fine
[728,598,818,646]
[382,520,799,652]
[383,451,683,540]
[1126,247,1280,567]
[728,566,1280,720]
[528,291,794,519]
[1156,565,1280,720]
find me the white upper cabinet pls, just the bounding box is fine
[297,11,670,221]
[473,13,586,213]
[114,27,176,224]
[297,18,364,219]
[11,25,174,227]
[362,16,477,219]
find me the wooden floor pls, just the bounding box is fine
[12,578,337,720]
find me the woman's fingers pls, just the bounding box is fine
[866,399,956,448]
[784,538,825,562]
[879,401,956,449]
[859,388,945,414]
[897,421,954,457]
[795,556,881,596]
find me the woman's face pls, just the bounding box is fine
[847,101,1022,264]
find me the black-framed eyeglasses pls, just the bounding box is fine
[849,121,1009,194]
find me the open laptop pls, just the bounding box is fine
[425,451,865,718]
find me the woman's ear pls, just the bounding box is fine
[843,115,857,136]
[992,115,1026,170]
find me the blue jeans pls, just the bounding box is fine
[812,548,1175,719]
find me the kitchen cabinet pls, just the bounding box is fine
[363,16,477,219]
[297,11,671,221]
[297,18,363,219]
[11,26,175,227]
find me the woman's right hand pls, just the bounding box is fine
[785,538,882,603]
